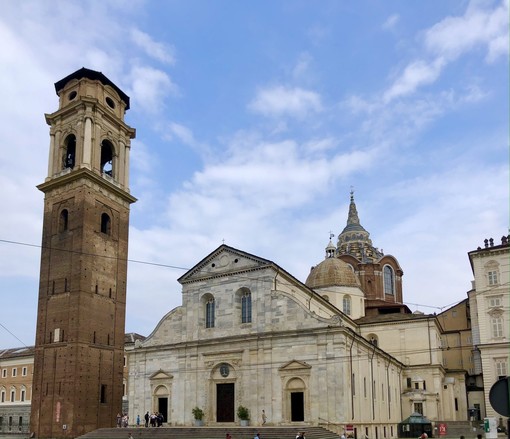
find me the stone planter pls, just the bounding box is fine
[194,420,204,427]
[240,420,249,427]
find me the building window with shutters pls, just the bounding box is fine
[495,358,508,379]
[488,271,498,285]
[491,316,503,338]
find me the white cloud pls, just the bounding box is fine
[292,52,313,81]
[128,66,178,113]
[382,14,400,30]
[486,33,509,62]
[424,0,508,62]
[130,28,175,64]
[165,122,196,146]
[383,58,445,102]
[249,85,323,118]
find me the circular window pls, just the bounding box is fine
[105,97,115,109]
[68,91,77,101]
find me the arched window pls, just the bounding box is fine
[241,289,252,323]
[205,296,215,328]
[100,140,114,177]
[343,295,351,315]
[368,334,379,347]
[59,209,69,232]
[63,135,76,169]
[383,265,395,295]
[101,213,111,235]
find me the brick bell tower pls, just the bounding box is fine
[30,68,136,438]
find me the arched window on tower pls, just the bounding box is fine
[343,295,351,315]
[383,265,395,295]
[100,140,114,177]
[63,135,76,169]
[59,209,69,232]
[101,213,111,235]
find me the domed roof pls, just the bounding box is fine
[305,257,361,289]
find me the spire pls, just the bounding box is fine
[336,189,383,262]
[345,189,366,232]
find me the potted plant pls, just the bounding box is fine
[192,406,204,426]
[237,405,250,426]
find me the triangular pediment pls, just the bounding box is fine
[149,369,173,380]
[178,245,274,284]
[279,360,312,371]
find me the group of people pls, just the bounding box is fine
[116,413,129,428]
[144,411,165,427]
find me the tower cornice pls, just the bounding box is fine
[37,167,137,204]
[45,98,136,139]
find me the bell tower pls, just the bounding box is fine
[30,68,136,438]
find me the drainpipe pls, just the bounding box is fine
[386,360,391,420]
[428,319,433,364]
[349,336,355,420]
[370,344,376,421]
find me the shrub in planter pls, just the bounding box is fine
[237,405,250,421]
[192,406,204,425]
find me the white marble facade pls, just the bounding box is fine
[127,245,404,436]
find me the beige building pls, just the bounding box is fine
[0,346,34,433]
[468,236,510,422]
[437,300,484,421]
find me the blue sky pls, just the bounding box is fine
[0,0,508,349]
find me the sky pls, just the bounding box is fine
[0,0,508,349]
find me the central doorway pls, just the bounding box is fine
[291,391,304,421]
[216,383,235,422]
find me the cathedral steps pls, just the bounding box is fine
[78,426,341,439]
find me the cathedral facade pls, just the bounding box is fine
[127,244,404,437]
[127,195,468,436]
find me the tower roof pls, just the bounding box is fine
[341,190,368,234]
[336,191,383,262]
[54,67,130,109]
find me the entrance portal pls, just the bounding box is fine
[291,392,304,421]
[158,397,168,422]
[216,383,235,422]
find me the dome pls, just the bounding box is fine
[305,257,361,289]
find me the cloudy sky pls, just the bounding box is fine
[0,0,508,349]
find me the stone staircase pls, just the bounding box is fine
[78,426,341,439]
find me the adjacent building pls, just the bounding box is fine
[0,346,34,433]
[468,236,510,423]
